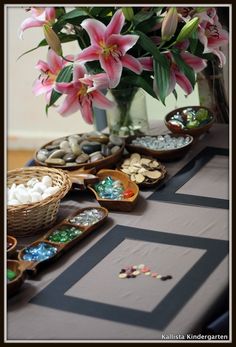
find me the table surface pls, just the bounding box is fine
[7,122,230,342]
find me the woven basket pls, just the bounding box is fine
[7,167,72,237]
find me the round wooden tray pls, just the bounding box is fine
[34,133,125,171]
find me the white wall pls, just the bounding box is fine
[6,6,200,150]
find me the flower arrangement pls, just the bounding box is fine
[19,6,228,133]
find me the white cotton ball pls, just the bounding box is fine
[8,187,17,201]
[32,182,47,194]
[15,188,31,204]
[43,186,60,197]
[41,175,52,188]
[10,183,17,190]
[8,199,20,206]
[27,177,39,188]
[42,192,51,200]
[30,191,42,203]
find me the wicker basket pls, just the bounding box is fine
[7,167,72,237]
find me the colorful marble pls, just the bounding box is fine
[47,226,83,243]
[69,208,104,227]
[22,242,57,262]
[7,269,17,281]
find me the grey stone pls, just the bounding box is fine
[109,134,123,146]
[60,140,71,151]
[45,144,60,151]
[45,158,65,165]
[75,153,89,164]
[101,145,111,157]
[37,149,49,162]
[48,149,66,159]
[63,153,76,162]
[111,145,121,154]
[90,152,104,162]
[79,140,90,149]
[71,143,82,156]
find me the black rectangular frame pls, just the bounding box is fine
[30,225,228,331]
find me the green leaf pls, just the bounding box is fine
[121,75,157,99]
[189,30,198,55]
[17,39,48,60]
[136,16,162,33]
[175,17,199,43]
[57,8,88,21]
[172,51,196,88]
[172,89,178,100]
[133,10,154,26]
[47,65,73,110]
[89,7,103,16]
[134,30,164,63]
[122,7,134,21]
[153,58,170,105]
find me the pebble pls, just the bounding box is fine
[45,144,60,151]
[37,149,49,162]
[82,142,101,155]
[60,140,71,151]
[63,153,76,162]
[70,143,82,156]
[111,145,120,154]
[101,145,111,157]
[75,153,89,164]
[90,152,103,162]
[109,134,123,146]
[45,158,66,165]
[48,149,65,159]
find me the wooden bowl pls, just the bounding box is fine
[165,106,215,137]
[7,235,17,257]
[7,260,26,297]
[125,134,193,161]
[117,154,167,188]
[34,134,125,171]
[88,169,139,211]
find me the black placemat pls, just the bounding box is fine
[30,225,228,330]
[148,147,229,209]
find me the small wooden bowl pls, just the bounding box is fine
[7,235,17,257]
[117,155,167,188]
[34,134,125,171]
[125,134,193,161]
[88,169,139,211]
[18,240,63,275]
[7,260,26,297]
[165,106,215,137]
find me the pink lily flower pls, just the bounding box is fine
[32,49,72,103]
[20,7,56,38]
[197,12,228,67]
[55,64,114,124]
[76,9,142,88]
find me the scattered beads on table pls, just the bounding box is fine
[118,264,172,281]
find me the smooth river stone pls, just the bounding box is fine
[87,134,109,144]
[82,142,101,154]
[111,145,121,154]
[48,149,66,159]
[37,149,49,162]
[68,135,81,144]
[45,144,60,151]
[101,145,111,157]
[79,140,90,149]
[71,143,82,156]
[63,153,76,162]
[90,152,104,162]
[52,138,66,146]
[45,158,65,165]
[109,134,123,146]
[75,153,89,164]
[107,142,115,149]
[60,140,71,151]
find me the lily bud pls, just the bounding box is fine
[43,24,62,56]
[122,7,134,21]
[161,7,178,41]
[175,17,199,43]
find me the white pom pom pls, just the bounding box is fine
[30,192,42,203]
[15,188,31,204]
[8,199,20,206]
[43,186,60,197]
[41,175,52,188]
[27,177,39,188]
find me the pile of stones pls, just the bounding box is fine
[36,133,124,167]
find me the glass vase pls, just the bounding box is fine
[106,87,149,136]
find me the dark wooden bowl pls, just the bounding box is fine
[7,235,17,257]
[125,134,193,161]
[7,260,26,297]
[34,134,125,171]
[165,106,215,137]
[88,169,139,211]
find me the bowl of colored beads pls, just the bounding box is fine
[34,132,125,171]
[88,169,139,211]
[18,241,62,274]
[118,153,167,188]
[7,235,17,257]
[165,106,215,137]
[7,260,26,297]
[125,134,193,161]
